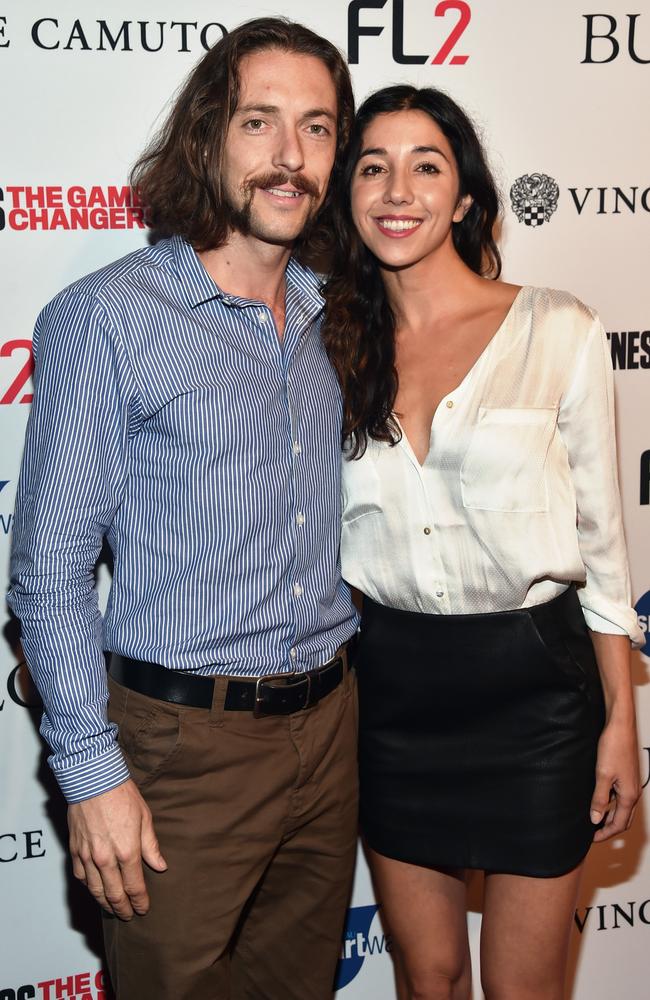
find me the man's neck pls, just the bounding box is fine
[197,232,293,337]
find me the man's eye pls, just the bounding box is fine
[246,119,265,130]
[308,124,329,136]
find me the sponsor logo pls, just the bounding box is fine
[335,904,391,990]
[509,176,650,226]
[635,591,650,656]
[575,898,650,932]
[0,829,46,863]
[0,478,12,535]
[0,185,145,232]
[0,339,33,405]
[0,659,43,713]
[0,970,111,1000]
[0,18,227,53]
[582,13,650,63]
[0,660,42,714]
[510,174,559,228]
[569,186,650,215]
[0,599,42,710]
[348,1,471,65]
[607,330,650,370]
[641,451,650,505]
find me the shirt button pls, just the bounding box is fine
[296,512,305,527]
[423,526,431,535]
[446,400,454,409]
[435,589,444,598]
[290,647,297,660]
[292,441,302,455]
[293,583,304,598]
[258,310,268,322]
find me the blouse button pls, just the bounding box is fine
[446,400,454,409]
[423,527,431,535]
[435,589,444,598]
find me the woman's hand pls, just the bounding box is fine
[590,715,640,841]
[589,630,640,842]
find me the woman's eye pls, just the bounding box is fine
[360,164,385,176]
[417,162,440,174]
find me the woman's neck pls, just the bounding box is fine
[381,246,483,333]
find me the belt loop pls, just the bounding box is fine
[209,675,228,728]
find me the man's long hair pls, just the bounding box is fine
[130,17,355,259]
[322,85,502,458]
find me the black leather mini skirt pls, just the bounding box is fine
[357,585,606,877]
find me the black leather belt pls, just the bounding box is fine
[109,647,351,717]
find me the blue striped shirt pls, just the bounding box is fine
[8,235,357,804]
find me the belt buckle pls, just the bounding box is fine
[253,670,312,718]
[253,671,280,718]
[298,670,313,710]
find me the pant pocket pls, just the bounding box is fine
[118,690,184,791]
[526,613,590,693]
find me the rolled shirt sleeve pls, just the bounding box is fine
[557,310,644,647]
[8,290,137,801]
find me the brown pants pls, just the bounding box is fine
[103,666,358,1000]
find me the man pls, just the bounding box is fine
[9,18,358,999]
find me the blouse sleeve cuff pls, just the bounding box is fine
[581,606,646,649]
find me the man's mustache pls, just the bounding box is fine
[244,171,321,200]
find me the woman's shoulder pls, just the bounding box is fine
[496,286,606,387]
[523,285,599,327]
[513,286,603,357]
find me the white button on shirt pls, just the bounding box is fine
[340,287,644,646]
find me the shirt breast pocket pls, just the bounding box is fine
[460,406,557,513]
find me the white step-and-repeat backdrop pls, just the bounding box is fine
[1,2,648,997]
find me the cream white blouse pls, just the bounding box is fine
[340,286,644,645]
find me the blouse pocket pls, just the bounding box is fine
[460,406,557,513]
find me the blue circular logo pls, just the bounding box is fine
[634,591,650,656]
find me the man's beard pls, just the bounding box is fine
[225,170,322,243]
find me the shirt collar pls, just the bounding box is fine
[169,235,324,317]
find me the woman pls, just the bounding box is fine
[322,86,643,1000]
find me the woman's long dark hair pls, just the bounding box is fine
[322,85,502,457]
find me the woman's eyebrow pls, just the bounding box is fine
[358,144,450,162]
[413,144,449,161]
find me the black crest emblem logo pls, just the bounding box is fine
[510,173,559,227]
